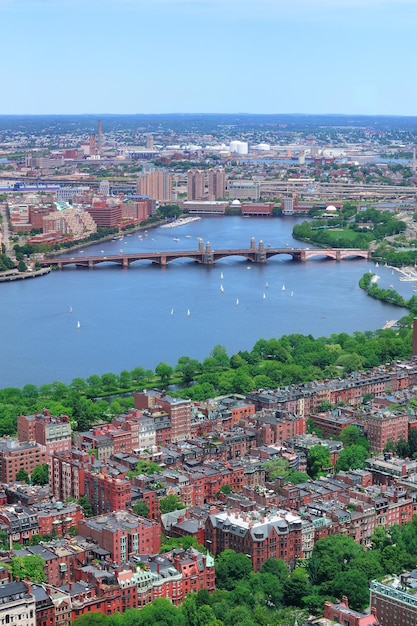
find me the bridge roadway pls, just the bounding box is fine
[41,242,369,269]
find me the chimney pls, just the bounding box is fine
[341,595,348,607]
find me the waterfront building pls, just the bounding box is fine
[180,200,228,214]
[187,169,206,200]
[208,168,226,200]
[228,180,260,201]
[136,168,172,202]
[85,200,123,228]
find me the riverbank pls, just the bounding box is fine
[0,267,51,282]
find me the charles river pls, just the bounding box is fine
[0,216,412,389]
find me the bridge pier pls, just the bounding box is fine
[161,256,166,266]
[123,258,129,268]
[202,241,214,264]
[336,250,341,261]
[255,240,267,263]
[88,260,94,269]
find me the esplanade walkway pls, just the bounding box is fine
[41,239,369,270]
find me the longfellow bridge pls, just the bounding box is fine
[41,239,370,269]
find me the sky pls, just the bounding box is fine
[1,0,416,116]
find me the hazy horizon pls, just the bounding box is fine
[2,0,416,117]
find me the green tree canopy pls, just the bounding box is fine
[215,550,252,591]
[31,463,49,485]
[159,494,184,514]
[8,554,46,583]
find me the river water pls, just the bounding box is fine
[0,216,410,389]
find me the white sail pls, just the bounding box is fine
[236,298,239,305]
[77,321,81,329]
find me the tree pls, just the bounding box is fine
[263,458,290,481]
[331,569,369,611]
[155,362,174,384]
[215,550,252,590]
[339,425,369,449]
[176,356,201,383]
[306,445,331,479]
[335,445,369,472]
[132,501,150,518]
[311,535,363,585]
[8,554,46,583]
[16,469,30,482]
[78,495,93,517]
[31,463,49,485]
[159,494,184,514]
[261,558,288,584]
[283,568,311,607]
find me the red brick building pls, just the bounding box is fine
[78,511,161,562]
[50,449,90,502]
[366,411,409,453]
[205,508,303,571]
[18,410,72,457]
[322,596,379,626]
[0,439,47,483]
[83,468,132,516]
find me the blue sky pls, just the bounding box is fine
[1,0,416,116]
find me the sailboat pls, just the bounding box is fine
[265,281,269,288]
[76,321,81,329]
[170,308,174,315]
[262,293,266,300]
[220,284,224,293]
[376,262,379,268]
[69,306,72,313]
[187,309,191,317]
[236,298,239,305]
[290,291,294,297]
[220,272,224,280]
[282,284,286,291]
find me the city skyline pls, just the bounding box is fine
[2,0,416,117]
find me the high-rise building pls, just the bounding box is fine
[187,169,206,201]
[137,169,172,202]
[208,168,226,200]
[97,119,103,156]
[146,133,154,150]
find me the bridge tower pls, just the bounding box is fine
[203,241,214,264]
[255,240,267,263]
[250,237,256,250]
